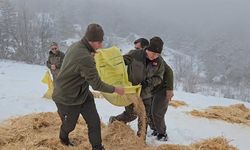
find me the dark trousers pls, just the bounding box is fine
[55,93,102,148]
[151,89,169,134]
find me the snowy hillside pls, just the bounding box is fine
[0,60,250,150]
[62,35,181,71]
[103,34,182,67]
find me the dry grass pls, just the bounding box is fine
[169,100,188,108]
[92,91,147,140]
[102,121,148,150]
[0,112,238,150]
[157,137,238,150]
[189,104,250,126]
[190,137,238,150]
[127,94,147,141]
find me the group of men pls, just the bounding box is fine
[46,23,173,150]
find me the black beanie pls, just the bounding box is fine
[147,37,164,54]
[84,23,104,42]
[134,38,149,48]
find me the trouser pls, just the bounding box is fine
[55,93,102,148]
[151,89,169,134]
[114,97,154,132]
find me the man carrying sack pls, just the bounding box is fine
[110,37,165,137]
[52,23,124,150]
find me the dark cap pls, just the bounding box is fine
[147,37,164,54]
[84,23,104,42]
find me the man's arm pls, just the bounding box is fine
[164,63,174,90]
[123,50,136,65]
[164,63,174,101]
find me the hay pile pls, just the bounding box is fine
[189,104,250,126]
[169,100,188,108]
[102,121,148,150]
[92,91,147,140]
[157,137,238,150]
[0,112,143,150]
[0,112,92,150]
[0,112,238,150]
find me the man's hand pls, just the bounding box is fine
[115,87,125,95]
[141,78,150,88]
[51,64,56,70]
[166,90,174,102]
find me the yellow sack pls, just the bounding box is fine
[41,70,54,99]
[95,46,141,106]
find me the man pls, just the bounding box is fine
[46,42,65,80]
[151,62,174,141]
[52,23,124,150]
[133,37,174,141]
[110,37,165,136]
[134,38,149,50]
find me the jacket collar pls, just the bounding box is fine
[49,50,60,56]
[81,37,95,53]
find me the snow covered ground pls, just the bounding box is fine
[0,60,250,150]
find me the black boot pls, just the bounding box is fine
[60,137,74,146]
[157,133,168,141]
[109,116,117,124]
[151,130,158,136]
[93,145,105,150]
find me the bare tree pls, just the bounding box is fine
[32,13,54,64]
[0,0,17,59]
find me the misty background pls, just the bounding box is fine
[0,0,249,101]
